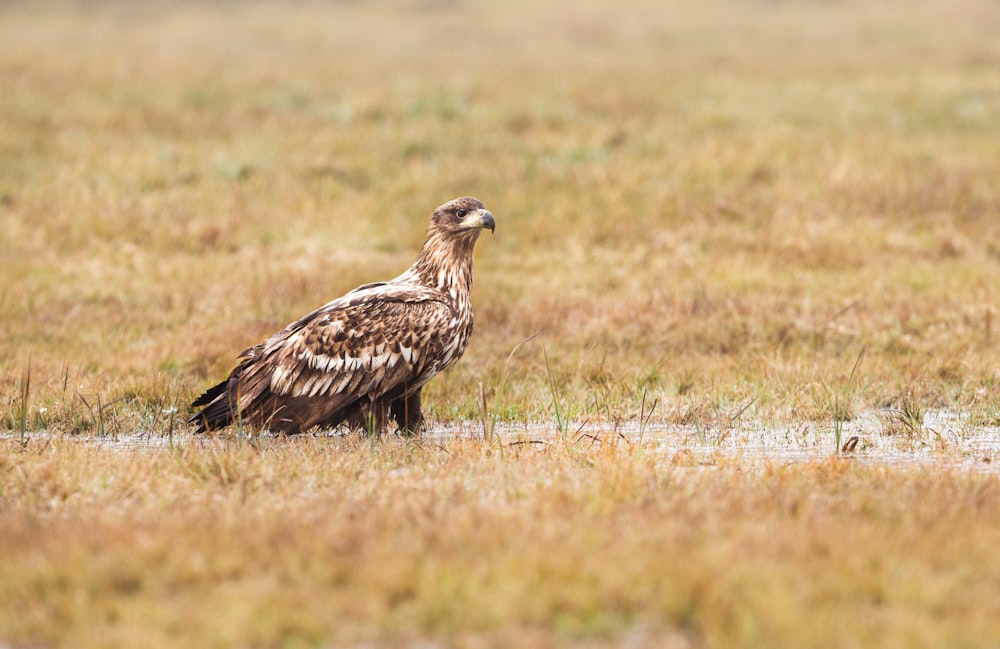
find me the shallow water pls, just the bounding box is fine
[432,409,1000,474]
[12,409,996,474]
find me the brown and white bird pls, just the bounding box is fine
[189,196,495,435]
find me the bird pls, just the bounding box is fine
[188,196,495,435]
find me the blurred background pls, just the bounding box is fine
[1,0,999,429]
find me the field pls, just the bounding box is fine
[2,0,1000,647]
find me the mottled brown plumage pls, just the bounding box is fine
[189,197,495,435]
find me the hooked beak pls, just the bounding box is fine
[477,208,495,233]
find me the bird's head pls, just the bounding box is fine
[414,196,495,289]
[429,196,496,237]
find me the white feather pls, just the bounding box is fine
[309,374,331,397]
[274,365,304,395]
[332,375,351,393]
[295,374,316,398]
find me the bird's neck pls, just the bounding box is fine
[409,230,480,297]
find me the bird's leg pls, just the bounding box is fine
[345,398,389,435]
[389,389,423,435]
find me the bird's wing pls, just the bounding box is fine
[236,285,456,413]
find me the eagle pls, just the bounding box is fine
[188,196,495,435]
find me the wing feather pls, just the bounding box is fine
[236,285,456,428]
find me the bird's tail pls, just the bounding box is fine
[188,379,235,433]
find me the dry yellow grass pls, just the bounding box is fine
[1,0,999,432]
[2,1,1000,646]
[2,436,999,649]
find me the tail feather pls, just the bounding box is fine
[188,379,235,433]
[191,380,228,408]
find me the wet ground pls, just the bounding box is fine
[434,409,1000,473]
[11,409,997,474]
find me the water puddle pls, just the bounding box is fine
[430,409,999,473]
[6,409,998,473]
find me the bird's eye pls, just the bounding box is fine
[455,209,467,218]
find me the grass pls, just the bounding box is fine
[2,436,999,649]
[1,0,1000,646]
[1,1,998,430]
